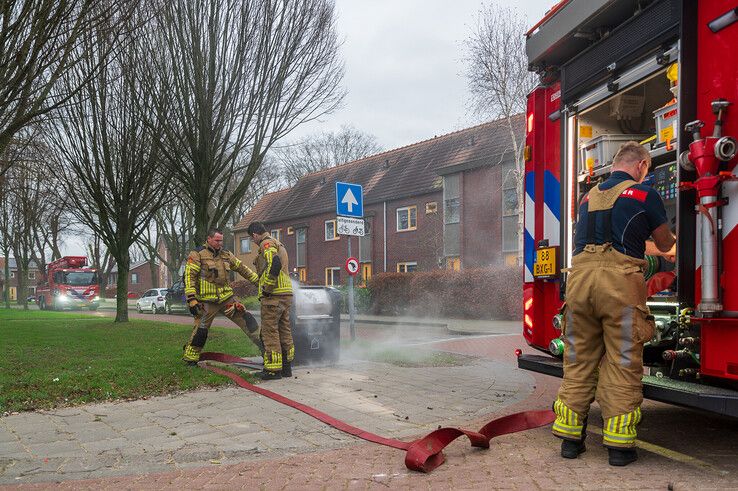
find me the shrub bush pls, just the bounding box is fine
[367,266,522,320]
[230,280,258,298]
[336,285,372,314]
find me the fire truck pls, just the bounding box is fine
[36,256,100,311]
[518,0,738,417]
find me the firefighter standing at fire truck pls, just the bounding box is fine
[552,142,676,466]
[246,221,294,381]
[182,229,263,364]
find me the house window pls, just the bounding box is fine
[131,273,139,284]
[359,219,372,262]
[502,161,520,253]
[240,237,251,254]
[10,271,15,279]
[396,206,417,232]
[287,227,294,235]
[296,228,307,267]
[361,263,372,286]
[325,220,338,241]
[443,174,461,257]
[396,262,417,273]
[271,229,282,242]
[325,267,341,286]
[28,271,36,280]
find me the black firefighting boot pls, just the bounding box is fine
[608,447,638,466]
[258,370,282,381]
[281,348,293,377]
[281,360,292,378]
[182,344,202,366]
[560,419,587,459]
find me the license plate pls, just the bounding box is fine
[534,247,557,278]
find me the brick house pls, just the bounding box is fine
[107,260,158,297]
[232,117,524,286]
[0,257,41,300]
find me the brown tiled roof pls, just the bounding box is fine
[233,115,524,230]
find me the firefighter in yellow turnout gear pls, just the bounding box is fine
[246,222,294,380]
[553,142,675,466]
[182,229,263,365]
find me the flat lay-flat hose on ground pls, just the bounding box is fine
[199,352,555,473]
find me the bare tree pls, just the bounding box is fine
[0,0,137,178]
[0,174,13,307]
[144,0,345,244]
[47,6,171,322]
[3,154,46,309]
[465,4,535,263]
[275,125,383,186]
[147,195,195,287]
[86,232,114,298]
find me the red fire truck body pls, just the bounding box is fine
[519,0,738,416]
[36,256,100,311]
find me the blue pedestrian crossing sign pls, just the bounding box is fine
[335,182,364,218]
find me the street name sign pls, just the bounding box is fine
[335,182,364,218]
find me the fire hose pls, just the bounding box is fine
[199,352,555,473]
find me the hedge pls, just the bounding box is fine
[367,266,522,320]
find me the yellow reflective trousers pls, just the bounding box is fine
[553,180,655,448]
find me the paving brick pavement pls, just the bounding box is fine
[1,349,534,486]
[3,333,738,489]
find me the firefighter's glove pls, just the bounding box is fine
[188,299,202,316]
[224,302,245,317]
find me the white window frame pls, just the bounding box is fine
[325,220,339,241]
[28,271,36,280]
[270,229,282,242]
[325,267,341,286]
[131,272,139,284]
[502,161,520,253]
[396,261,417,273]
[240,237,251,254]
[396,206,417,232]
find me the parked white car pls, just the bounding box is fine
[136,288,168,314]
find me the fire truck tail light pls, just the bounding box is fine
[524,297,533,329]
[527,113,534,133]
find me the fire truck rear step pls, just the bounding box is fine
[518,354,738,418]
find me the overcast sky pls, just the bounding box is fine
[289,0,554,150]
[59,0,555,257]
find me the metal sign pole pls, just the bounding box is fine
[348,236,355,341]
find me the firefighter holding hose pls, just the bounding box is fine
[246,221,295,381]
[182,229,263,365]
[552,142,676,466]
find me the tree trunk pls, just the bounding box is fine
[115,251,130,323]
[2,244,10,308]
[149,258,158,288]
[17,265,27,309]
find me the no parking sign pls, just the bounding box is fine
[345,257,359,276]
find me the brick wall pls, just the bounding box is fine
[234,191,445,286]
[462,165,505,268]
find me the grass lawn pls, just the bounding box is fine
[1,309,261,413]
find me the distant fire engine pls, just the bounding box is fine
[36,256,100,311]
